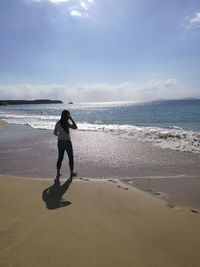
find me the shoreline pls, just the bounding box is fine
[0,122,200,211]
[0,175,200,267]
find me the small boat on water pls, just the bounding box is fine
[68,101,73,104]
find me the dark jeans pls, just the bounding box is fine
[57,140,74,171]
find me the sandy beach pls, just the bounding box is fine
[0,175,200,267]
[0,121,200,210]
[1,0,200,264]
[0,121,200,266]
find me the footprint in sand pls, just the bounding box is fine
[168,204,175,209]
[107,179,128,190]
[117,185,128,190]
[80,177,90,181]
[191,209,198,214]
[108,179,117,183]
[154,192,167,199]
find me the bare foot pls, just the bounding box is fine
[70,171,78,178]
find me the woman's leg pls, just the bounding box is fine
[65,141,77,178]
[56,141,65,179]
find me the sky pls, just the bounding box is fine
[0,0,200,102]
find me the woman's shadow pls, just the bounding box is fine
[42,178,72,210]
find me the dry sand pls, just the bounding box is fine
[0,176,200,267]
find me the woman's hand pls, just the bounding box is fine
[68,116,78,129]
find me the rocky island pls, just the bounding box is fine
[0,99,63,105]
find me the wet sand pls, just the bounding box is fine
[0,119,7,129]
[124,177,200,211]
[0,175,200,267]
[0,122,200,210]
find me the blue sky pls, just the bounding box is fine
[0,0,200,102]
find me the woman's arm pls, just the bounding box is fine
[54,127,59,136]
[68,116,78,129]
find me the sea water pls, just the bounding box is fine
[0,99,200,154]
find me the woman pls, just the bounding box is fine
[54,110,78,181]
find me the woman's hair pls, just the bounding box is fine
[60,110,70,134]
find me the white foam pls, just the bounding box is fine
[1,114,200,154]
[77,123,200,153]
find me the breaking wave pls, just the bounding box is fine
[1,113,200,154]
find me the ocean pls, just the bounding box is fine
[0,99,200,154]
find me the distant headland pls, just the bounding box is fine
[0,99,63,106]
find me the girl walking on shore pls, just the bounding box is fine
[54,110,78,181]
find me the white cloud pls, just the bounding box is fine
[147,79,177,89]
[185,11,200,29]
[139,79,199,101]
[0,79,198,103]
[30,0,94,18]
[31,0,70,3]
[0,84,67,101]
[70,9,89,18]
[79,0,93,10]
[80,0,89,11]
[49,0,69,3]
[69,0,94,18]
